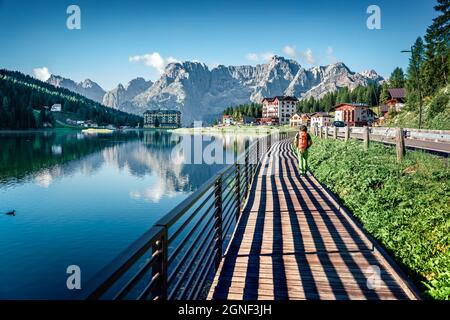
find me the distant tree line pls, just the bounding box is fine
[222,103,262,119]
[0,69,143,130]
[296,83,381,114]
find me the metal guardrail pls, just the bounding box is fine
[80,131,296,300]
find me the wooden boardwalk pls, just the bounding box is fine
[208,140,420,300]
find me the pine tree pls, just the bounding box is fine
[365,85,378,106]
[406,37,425,111]
[389,67,406,88]
[1,96,11,128]
[39,109,46,127]
[341,88,350,103]
[421,0,449,96]
[356,87,366,103]
[380,83,390,104]
[0,96,5,128]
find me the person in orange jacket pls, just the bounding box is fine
[295,125,313,175]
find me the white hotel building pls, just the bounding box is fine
[262,96,298,125]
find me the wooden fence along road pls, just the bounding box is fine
[321,126,450,156]
[208,140,420,300]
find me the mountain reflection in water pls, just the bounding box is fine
[0,130,261,299]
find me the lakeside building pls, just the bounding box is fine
[240,116,257,125]
[290,113,311,127]
[262,96,298,125]
[310,112,333,128]
[50,104,62,112]
[258,117,276,126]
[144,109,181,129]
[334,103,375,127]
[222,115,234,126]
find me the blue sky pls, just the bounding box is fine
[0,0,438,90]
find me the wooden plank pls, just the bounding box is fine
[211,279,407,297]
[208,139,419,301]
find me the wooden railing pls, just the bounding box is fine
[79,131,296,300]
[313,125,449,161]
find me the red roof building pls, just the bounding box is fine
[222,115,234,126]
[334,103,375,127]
[381,88,406,114]
[262,96,298,125]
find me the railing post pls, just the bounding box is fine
[363,126,370,151]
[396,127,405,163]
[256,138,260,164]
[214,176,223,269]
[152,229,168,300]
[344,126,350,142]
[235,163,241,220]
[333,127,338,139]
[319,126,323,139]
[247,151,251,187]
[325,125,329,139]
[244,147,250,198]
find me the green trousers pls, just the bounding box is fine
[297,148,308,175]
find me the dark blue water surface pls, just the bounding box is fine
[0,130,256,299]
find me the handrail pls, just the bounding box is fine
[80,130,296,300]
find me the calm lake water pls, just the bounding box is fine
[0,130,258,299]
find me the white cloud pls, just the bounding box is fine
[166,56,179,64]
[282,45,297,58]
[129,52,179,74]
[33,67,51,81]
[326,46,337,64]
[261,52,275,61]
[246,53,259,62]
[281,45,318,65]
[245,52,275,63]
[300,48,316,65]
[248,46,317,65]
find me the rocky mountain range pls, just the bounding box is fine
[102,77,153,110]
[46,56,384,125]
[47,75,106,103]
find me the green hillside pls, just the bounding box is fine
[384,85,450,130]
[0,69,143,130]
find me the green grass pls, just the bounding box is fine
[308,137,450,300]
